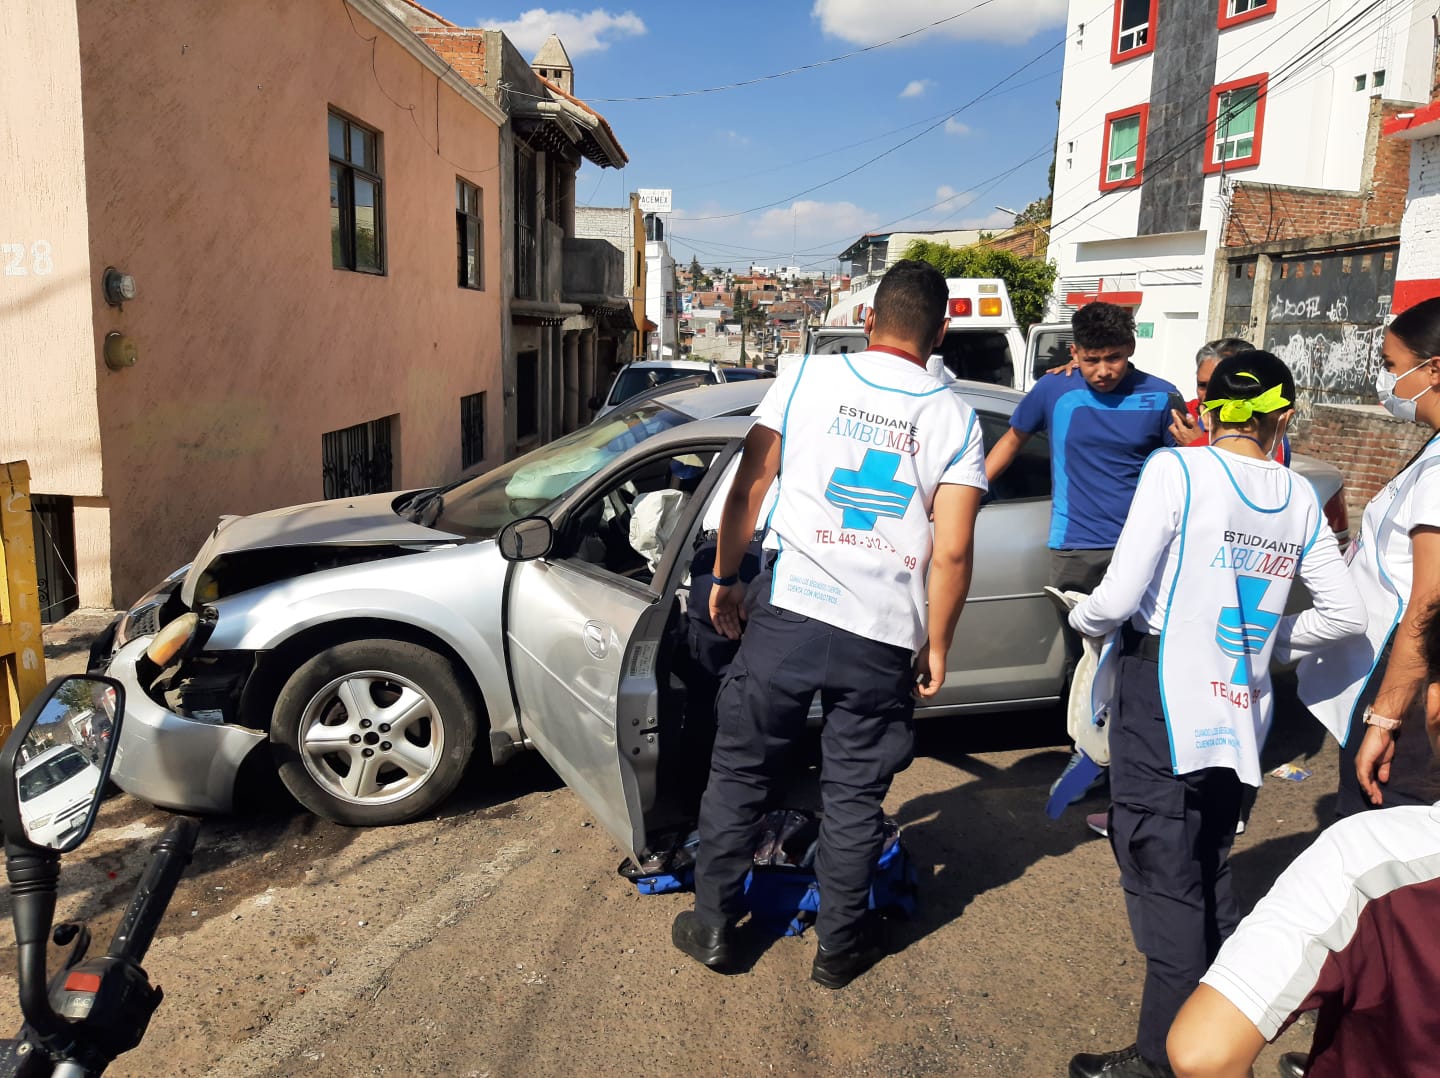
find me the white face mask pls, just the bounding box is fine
[1376,358,1433,422]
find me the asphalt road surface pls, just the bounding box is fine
[0,678,1331,1077]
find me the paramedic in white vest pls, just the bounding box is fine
[1294,296,1440,817]
[670,260,987,989]
[1064,351,1364,1078]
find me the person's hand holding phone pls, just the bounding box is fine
[1167,391,1202,446]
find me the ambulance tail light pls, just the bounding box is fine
[1324,489,1350,545]
[948,298,973,317]
[978,297,1004,317]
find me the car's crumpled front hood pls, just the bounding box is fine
[180,491,462,605]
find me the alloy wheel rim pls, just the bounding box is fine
[297,669,445,806]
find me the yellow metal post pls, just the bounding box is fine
[0,461,47,738]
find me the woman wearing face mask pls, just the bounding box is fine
[1294,296,1440,817]
[1065,351,1364,1078]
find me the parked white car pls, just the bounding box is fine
[592,360,724,418]
[17,745,104,850]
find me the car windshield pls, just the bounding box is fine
[608,366,707,404]
[721,367,771,380]
[432,402,693,537]
[19,748,92,802]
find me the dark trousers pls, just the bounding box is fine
[1108,654,1243,1066]
[1051,548,1113,669]
[693,600,916,951]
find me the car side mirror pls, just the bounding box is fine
[587,397,602,412]
[0,675,125,853]
[498,516,554,562]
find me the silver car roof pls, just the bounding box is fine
[659,371,1023,421]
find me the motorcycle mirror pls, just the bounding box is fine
[0,675,125,854]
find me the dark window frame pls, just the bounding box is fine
[329,110,385,274]
[1111,0,1158,64]
[1099,104,1149,192]
[461,391,486,469]
[457,178,484,290]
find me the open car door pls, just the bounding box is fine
[504,436,739,861]
[1024,322,1074,391]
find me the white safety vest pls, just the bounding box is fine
[1073,448,1332,786]
[1296,436,1440,742]
[752,351,988,651]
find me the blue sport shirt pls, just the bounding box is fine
[1010,366,1179,550]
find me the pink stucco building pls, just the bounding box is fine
[2,0,511,611]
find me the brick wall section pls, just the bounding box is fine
[1224,101,1413,247]
[986,223,1047,259]
[1290,404,1431,526]
[414,28,486,86]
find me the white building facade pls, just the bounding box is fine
[1050,0,1435,390]
[645,213,678,356]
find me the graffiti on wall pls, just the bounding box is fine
[1253,245,1398,421]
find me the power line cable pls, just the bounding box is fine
[679,65,1063,196]
[674,0,1362,269]
[507,2,1008,103]
[1046,0,1388,241]
[672,35,1067,224]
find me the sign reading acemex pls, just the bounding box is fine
[637,188,672,214]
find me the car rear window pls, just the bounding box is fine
[609,367,712,405]
[807,330,1015,387]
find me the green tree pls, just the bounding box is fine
[902,239,1058,330]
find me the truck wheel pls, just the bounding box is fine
[271,639,478,826]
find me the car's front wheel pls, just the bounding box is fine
[271,639,479,826]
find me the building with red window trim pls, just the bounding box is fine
[1049,0,1434,391]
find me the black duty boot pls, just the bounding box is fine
[810,925,886,990]
[1069,1044,1175,1078]
[671,910,736,971]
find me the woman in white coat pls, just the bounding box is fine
[1296,295,1440,814]
[1064,351,1365,1078]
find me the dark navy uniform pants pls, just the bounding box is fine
[693,597,916,951]
[1108,653,1243,1066]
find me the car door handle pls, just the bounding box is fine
[582,621,610,659]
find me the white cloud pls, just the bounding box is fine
[934,185,974,207]
[723,130,751,146]
[812,0,1066,46]
[944,118,971,136]
[899,79,932,98]
[669,199,882,268]
[479,8,646,57]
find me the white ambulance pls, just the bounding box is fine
[799,277,1030,389]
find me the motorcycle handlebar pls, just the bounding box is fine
[105,816,200,964]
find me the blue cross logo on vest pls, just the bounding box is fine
[825,450,917,531]
[1215,575,1281,683]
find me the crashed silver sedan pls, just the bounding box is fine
[98,378,1348,860]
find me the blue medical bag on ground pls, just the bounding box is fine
[621,815,918,937]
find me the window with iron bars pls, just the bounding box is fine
[322,415,395,499]
[461,391,486,469]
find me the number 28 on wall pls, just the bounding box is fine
[1,242,54,277]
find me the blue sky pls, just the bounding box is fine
[426,2,1069,272]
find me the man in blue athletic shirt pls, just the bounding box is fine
[986,302,1179,798]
